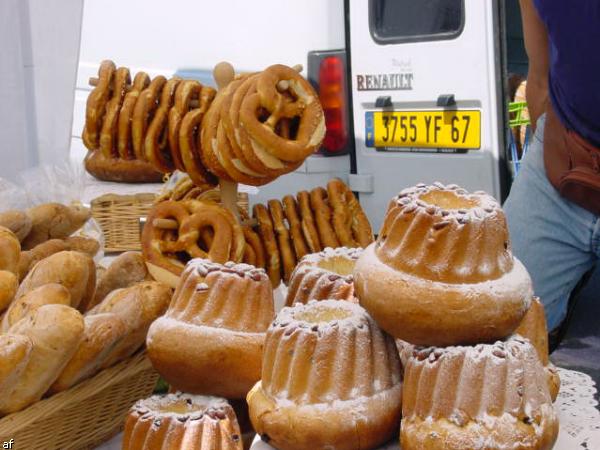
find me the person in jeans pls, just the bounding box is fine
[504,0,600,349]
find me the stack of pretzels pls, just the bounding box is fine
[200,64,326,186]
[83,60,217,185]
[141,178,373,288]
[82,60,325,187]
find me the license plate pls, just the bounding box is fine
[365,110,481,150]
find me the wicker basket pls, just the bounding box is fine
[0,351,158,450]
[91,191,250,253]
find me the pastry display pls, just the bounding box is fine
[401,336,559,450]
[247,300,403,450]
[147,259,274,398]
[141,199,245,287]
[285,246,362,306]
[122,393,243,450]
[515,297,561,402]
[0,304,85,415]
[354,183,533,346]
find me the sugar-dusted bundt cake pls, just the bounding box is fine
[354,183,533,346]
[515,297,561,402]
[247,300,403,450]
[147,259,275,398]
[401,335,559,450]
[122,392,243,450]
[285,247,362,307]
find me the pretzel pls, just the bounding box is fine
[117,71,151,159]
[243,225,266,269]
[268,199,296,283]
[145,77,182,172]
[184,199,245,263]
[230,76,301,178]
[200,86,231,180]
[253,203,281,287]
[239,64,325,164]
[132,76,167,160]
[310,187,340,248]
[217,80,272,186]
[282,195,309,260]
[99,67,132,158]
[296,190,322,253]
[142,200,245,278]
[327,178,374,248]
[179,108,218,190]
[83,60,116,150]
[168,80,202,171]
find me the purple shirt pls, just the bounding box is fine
[534,0,600,146]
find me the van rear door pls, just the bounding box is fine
[348,0,506,231]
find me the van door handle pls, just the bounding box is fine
[437,94,456,107]
[375,96,392,108]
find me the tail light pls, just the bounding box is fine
[308,50,352,156]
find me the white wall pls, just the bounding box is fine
[0,0,83,182]
[71,0,345,160]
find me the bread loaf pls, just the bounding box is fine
[22,203,90,250]
[89,281,171,368]
[49,312,128,393]
[90,252,149,310]
[17,251,96,312]
[0,304,84,415]
[18,237,100,281]
[0,210,32,242]
[1,283,72,333]
[0,226,20,274]
[0,334,33,413]
[0,270,18,312]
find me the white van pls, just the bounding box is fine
[71,0,512,231]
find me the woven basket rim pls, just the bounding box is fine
[0,351,153,434]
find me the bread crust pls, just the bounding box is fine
[0,210,32,242]
[17,251,96,312]
[248,381,402,450]
[0,334,33,410]
[0,226,20,274]
[22,203,90,250]
[84,149,163,183]
[354,243,532,346]
[1,304,84,414]
[0,270,18,312]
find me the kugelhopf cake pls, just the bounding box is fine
[122,392,243,450]
[147,259,274,398]
[401,335,558,450]
[247,300,403,450]
[515,297,561,402]
[354,183,533,346]
[284,247,362,307]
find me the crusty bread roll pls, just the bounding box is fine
[22,203,90,250]
[0,270,18,312]
[0,304,84,415]
[89,281,171,368]
[18,237,101,281]
[0,210,32,242]
[1,283,72,333]
[49,312,128,393]
[84,150,163,183]
[17,250,96,312]
[0,226,21,274]
[17,239,69,281]
[90,251,149,310]
[0,334,33,412]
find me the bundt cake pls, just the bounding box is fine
[147,259,274,398]
[354,183,533,346]
[247,300,403,450]
[401,335,559,450]
[515,297,561,402]
[122,392,243,450]
[284,247,362,307]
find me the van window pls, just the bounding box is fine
[369,0,464,44]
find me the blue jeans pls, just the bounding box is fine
[504,114,600,331]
